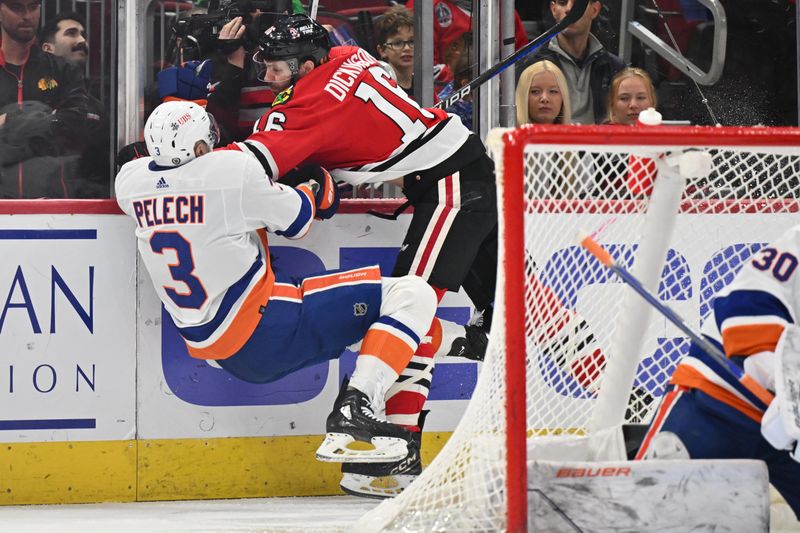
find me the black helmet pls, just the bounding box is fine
[256,13,330,67]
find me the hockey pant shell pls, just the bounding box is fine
[392,151,497,294]
[639,386,800,517]
[217,265,382,384]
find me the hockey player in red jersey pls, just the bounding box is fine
[116,100,439,468]
[222,14,497,497]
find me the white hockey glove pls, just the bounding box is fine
[744,350,777,391]
[760,325,800,463]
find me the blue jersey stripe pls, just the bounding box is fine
[377,315,420,346]
[714,289,793,331]
[178,255,264,342]
[275,188,313,238]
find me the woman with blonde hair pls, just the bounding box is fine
[515,60,586,198]
[607,67,657,125]
[515,60,572,126]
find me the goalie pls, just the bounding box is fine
[636,225,800,519]
[115,101,438,465]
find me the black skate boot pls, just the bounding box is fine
[447,306,493,361]
[316,380,414,463]
[340,411,428,499]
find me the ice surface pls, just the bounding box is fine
[0,496,379,533]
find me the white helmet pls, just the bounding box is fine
[144,100,219,167]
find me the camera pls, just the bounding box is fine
[169,0,290,62]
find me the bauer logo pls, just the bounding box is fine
[556,467,632,478]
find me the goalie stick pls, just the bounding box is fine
[579,233,775,407]
[433,0,589,110]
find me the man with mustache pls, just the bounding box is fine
[0,0,88,198]
[39,11,109,197]
[40,12,89,67]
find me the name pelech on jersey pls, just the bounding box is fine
[670,226,800,421]
[235,46,471,185]
[131,194,205,228]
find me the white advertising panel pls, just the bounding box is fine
[0,215,137,443]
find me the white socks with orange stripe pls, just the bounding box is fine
[349,275,438,413]
[349,355,399,413]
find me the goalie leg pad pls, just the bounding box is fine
[774,325,800,443]
[529,459,769,532]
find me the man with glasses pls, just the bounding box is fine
[0,0,88,198]
[376,6,415,99]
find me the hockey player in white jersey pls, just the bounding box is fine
[115,100,438,465]
[637,224,800,518]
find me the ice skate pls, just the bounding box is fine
[447,306,492,361]
[340,411,426,499]
[316,382,413,463]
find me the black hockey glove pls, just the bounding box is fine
[117,141,149,167]
[282,165,340,220]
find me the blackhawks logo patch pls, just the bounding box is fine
[37,77,58,91]
[273,87,293,106]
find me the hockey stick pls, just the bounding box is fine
[433,0,589,109]
[308,0,319,20]
[579,233,775,406]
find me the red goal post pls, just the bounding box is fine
[357,124,800,532]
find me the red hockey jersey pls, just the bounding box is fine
[226,46,470,185]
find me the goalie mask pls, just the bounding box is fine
[253,13,331,90]
[144,101,219,167]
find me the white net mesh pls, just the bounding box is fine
[357,125,800,532]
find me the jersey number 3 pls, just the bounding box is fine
[150,231,208,309]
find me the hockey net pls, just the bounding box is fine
[357,125,800,531]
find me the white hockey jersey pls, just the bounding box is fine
[671,225,800,421]
[115,150,316,359]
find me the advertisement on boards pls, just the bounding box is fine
[0,215,137,443]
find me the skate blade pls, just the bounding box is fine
[315,433,408,463]
[339,472,416,499]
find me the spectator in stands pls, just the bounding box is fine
[0,0,88,198]
[607,67,657,125]
[376,6,415,99]
[591,69,660,198]
[40,11,110,197]
[515,59,572,125]
[206,1,293,141]
[406,0,527,84]
[517,0,624,125]
[437,31,474,129]
[516,60,583,198]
